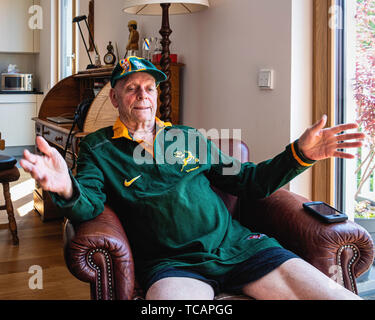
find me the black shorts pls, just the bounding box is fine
[145,247,299,295]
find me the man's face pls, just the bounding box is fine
[110,72,158,124]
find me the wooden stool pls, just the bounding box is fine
[0,155,20,245]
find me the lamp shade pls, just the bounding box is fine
[123,0,209,15]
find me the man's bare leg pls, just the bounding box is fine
[146,277,215,300]
[242,258,362,300]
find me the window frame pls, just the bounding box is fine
[57,0,77,81]
[334,0,346,211]
[312,0,336,205]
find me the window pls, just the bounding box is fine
[312,0,336,205]
[336,0,375,218]
[58,0,76,80]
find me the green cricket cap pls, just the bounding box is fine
[110,56,167,88]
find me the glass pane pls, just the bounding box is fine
[59,0,73,79]
[5,77,22,88]
[343,0,375,219]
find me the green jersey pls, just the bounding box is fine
[51,117,315,287]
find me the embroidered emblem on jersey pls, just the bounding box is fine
[173,151,200,173]
[124,175,142,187]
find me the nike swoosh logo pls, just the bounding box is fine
[124,175,142,187]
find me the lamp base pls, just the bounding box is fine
[86,64,99,70]
[159,3,172,122]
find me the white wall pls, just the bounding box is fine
[176,0,294,165]
[78,0,161,67]
[0,53,36,77]
[289,0,313,198]
[35,0,53,97]
[75,0,313,198]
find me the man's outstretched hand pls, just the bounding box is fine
[20,136,73,199]
[298,115,365,161]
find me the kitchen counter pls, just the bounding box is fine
[0,90,43,94]
[0,92,42,146]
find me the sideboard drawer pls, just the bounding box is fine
[38,126,67,149]
[35,122,42,135]
[47,129,69,150]
[35,123,81,153]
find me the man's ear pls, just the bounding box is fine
[109,88,119,109]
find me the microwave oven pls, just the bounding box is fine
[1,73,33,91]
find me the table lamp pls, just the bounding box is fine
[73,15,100,69]
[123,0,209,122]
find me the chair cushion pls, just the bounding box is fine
[0,155,17,170]
[0,166,20,183]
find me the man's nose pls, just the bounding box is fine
[136,87,147,100]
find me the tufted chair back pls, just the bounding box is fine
[209,139,249,221]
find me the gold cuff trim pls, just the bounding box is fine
[291,142,313,167]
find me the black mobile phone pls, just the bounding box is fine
[303,201,348,223]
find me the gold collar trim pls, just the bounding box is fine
[112,117,172,141]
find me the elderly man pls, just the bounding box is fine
[21,57,364,300]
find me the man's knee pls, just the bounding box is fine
[145,277,215,300]
[241,258,361,300]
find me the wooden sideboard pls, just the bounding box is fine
[33,63,184,221]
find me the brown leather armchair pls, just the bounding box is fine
[63,139,374,300]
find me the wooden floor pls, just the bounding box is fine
[0,168,90,300]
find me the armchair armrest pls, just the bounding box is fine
[63,205,134,300]
[240,188,374,294]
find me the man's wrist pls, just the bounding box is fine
[291,140,316,167]
[57,187,73,200]
[49,171,81,209]
[57,177,74,200]
[296,140,314,161]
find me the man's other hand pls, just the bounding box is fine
[20,136,73,200]
[298,115,365,161]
